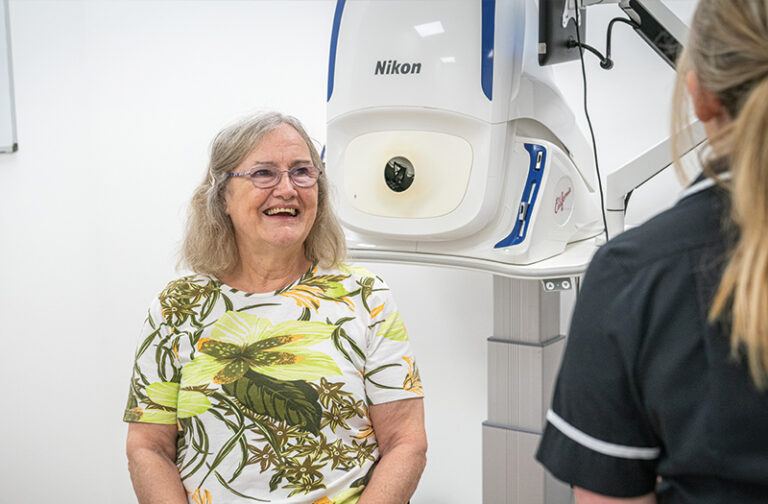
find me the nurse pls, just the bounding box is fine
[536,0,768,502]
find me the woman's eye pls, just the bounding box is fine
[292,167,311,176]
[251,169,274,178]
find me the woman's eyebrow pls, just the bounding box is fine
[251,159,313,167]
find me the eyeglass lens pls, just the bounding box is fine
[250,166,320,188]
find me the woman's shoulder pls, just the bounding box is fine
[315,263,397,313]
[157,273,221,299]
[322,263,389,288]
[148,274,222,321]
[597,187,727,274]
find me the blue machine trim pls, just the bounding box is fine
[494,144,546,248]
[327,0,346,102]
[481,0,495,100]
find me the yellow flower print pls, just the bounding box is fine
[188,488,213,504]
[279,284,334,311]
[369,303,385,318]
[354,424,375,441]
[278,265,356,311]
[354,405,374,440]
[402,357,423,396]
[183,312,341,385]
[313,498,334,504]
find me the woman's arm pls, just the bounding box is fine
[357,397,428,504]
[126,422,188,504]
[575,487,657,504]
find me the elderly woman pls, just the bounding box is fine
[124,112,427,504]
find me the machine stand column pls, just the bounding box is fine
[483,275,573,504]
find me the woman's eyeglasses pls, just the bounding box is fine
[229,165,322,189]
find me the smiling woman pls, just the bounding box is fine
[223,123,321,279]
[123,112,427,504]
[181,112,344,282]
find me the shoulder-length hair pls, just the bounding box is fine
[180,111,346,276]
[671,0,768,388]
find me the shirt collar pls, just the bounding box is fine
[677,171,731,202]
[677,157,731,203]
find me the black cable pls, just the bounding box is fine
[568,16,638,70]
[568,40,609,66]
[604,17,639,69]
[574,7,609,243]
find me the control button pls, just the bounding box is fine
[518,202,528,221]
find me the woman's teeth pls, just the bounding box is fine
[265,208,297,216]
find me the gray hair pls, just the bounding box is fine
[180,111,346,277]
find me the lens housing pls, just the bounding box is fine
[384,156,415,192]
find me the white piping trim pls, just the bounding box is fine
[677,172,731,202]
[546,409,661,460]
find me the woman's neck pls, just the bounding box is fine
[220,250,312,294]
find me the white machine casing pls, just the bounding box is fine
[326,0,603,267]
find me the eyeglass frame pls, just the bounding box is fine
[228,164,324,189]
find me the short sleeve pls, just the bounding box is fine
[123,297,182,425]
[535,246,661,497]
[362,278,423,405]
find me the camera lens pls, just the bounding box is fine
[384,156,415,193]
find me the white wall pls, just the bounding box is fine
[0,1,696,503]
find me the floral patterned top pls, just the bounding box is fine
[124,264,423,504]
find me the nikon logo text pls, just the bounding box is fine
[375,60,422,75]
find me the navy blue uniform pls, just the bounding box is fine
[536,173,768,502]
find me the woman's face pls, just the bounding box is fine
[225,124,319,258]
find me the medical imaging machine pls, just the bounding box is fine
[326,1,705,502]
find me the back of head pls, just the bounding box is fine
[673,0,768,388]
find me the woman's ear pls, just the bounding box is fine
[686,70,725,122]
[222,188,231,216]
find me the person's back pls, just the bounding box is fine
[538,176,768,501]
[536,1,768,502]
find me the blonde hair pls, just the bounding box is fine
[671,0,768,388]
[180,111,346,276]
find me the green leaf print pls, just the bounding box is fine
[179,417,210,479]
[376,311,409,341]
[332,485,364,504]
[356,276,376,314]
[146,382,179,408]
[136,327,161,358]
[212,471,270,501]
[338,263,377,279]
[183,312,341,385]
[363,364,403,391]
[223,370,323,435]
[132,382,212,424]
[277,264,357,311]
[269,470,285,492]
[326,316,365,368]
[159,276,220,326]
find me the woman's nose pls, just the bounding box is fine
[271,169,298,196]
